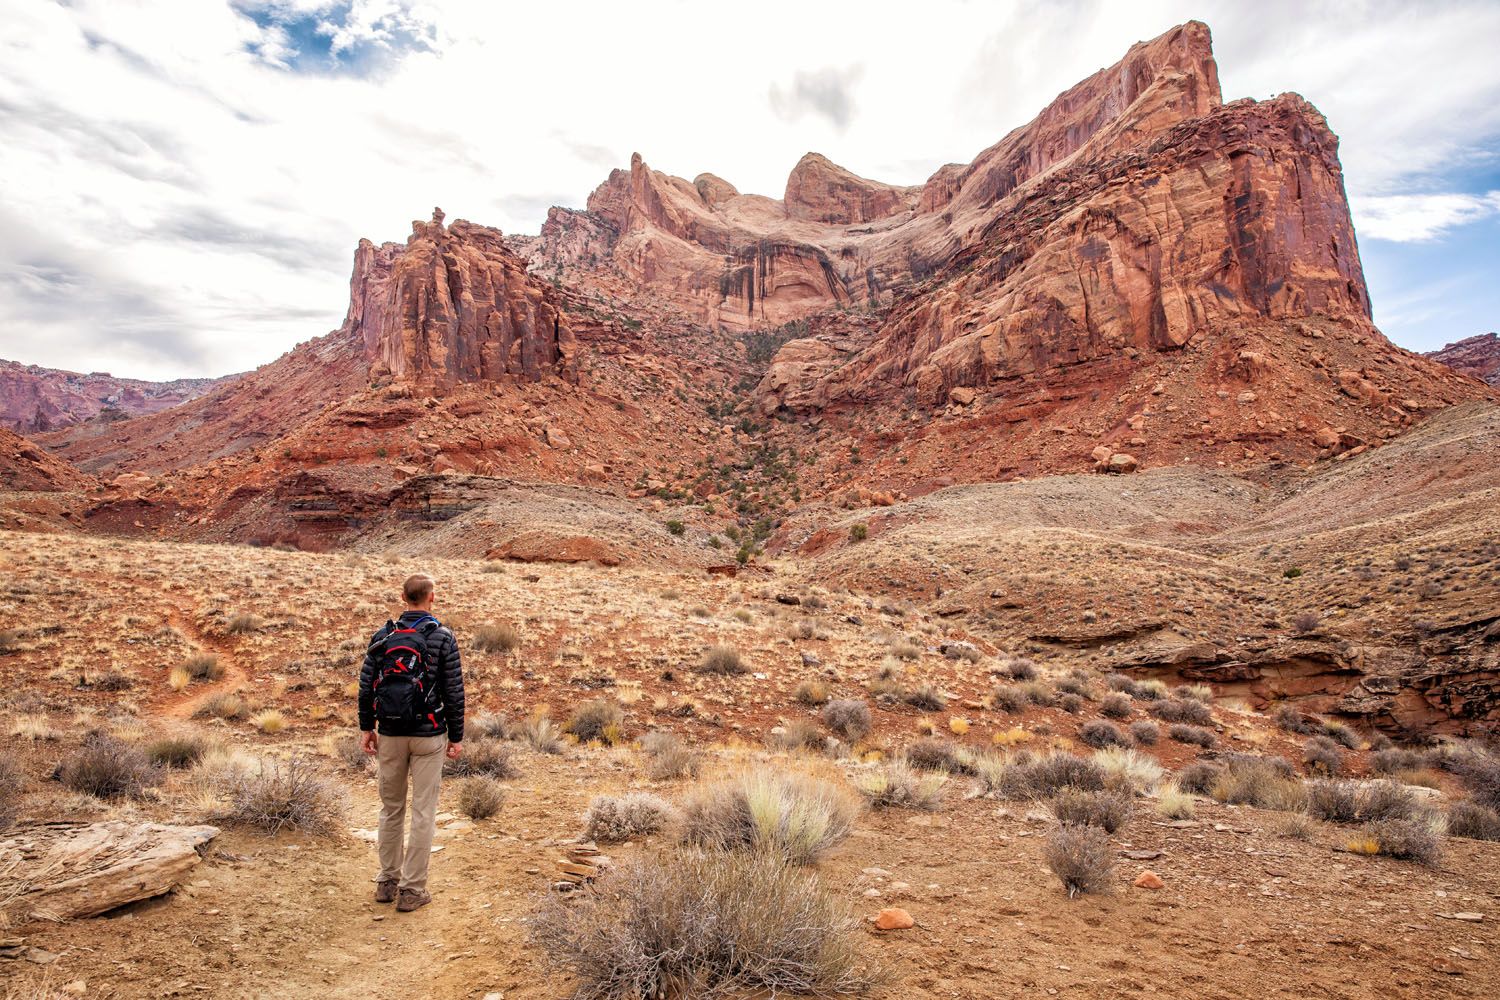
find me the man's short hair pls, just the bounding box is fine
[402,573,435,605]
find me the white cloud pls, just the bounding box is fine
[0,0,1498,379]
[1353,191,1500,243]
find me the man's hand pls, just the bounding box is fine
[445,741,462,761]
[360,730,378,755]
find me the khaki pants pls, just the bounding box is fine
[376,733,447,892]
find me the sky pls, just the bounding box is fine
[0,0,1497,381]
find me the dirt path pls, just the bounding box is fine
[160,605,249,721]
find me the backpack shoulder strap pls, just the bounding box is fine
[367,620,397,653]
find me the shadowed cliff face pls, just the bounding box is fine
[351,211,577,389]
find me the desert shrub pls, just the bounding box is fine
[821,699,871,741]
[679,769,860,865]
[146,735,206,770]
[770,719,828,753]
[458,776,505,819]
[1306,780,1360,823]
[473,623,520,653]
[1291,611,1321,634]
[1179,684,1214,703]
[1093,747,1163,791]
[182,653,223,681]
[1078,720,1128,749]
[989,684,1028,714]
[1367,732,1393,752]
[1129,720,1160,746]
[888,639,922,661]
[1044,823,1113,898]
[856,759,946,811]
[1049,787,1133,833]
[1019,681,1054,707]
[1168,724,1215,748]
[848,522,868,542]
[1104,673,1136,693]
[565,699,625,744]
[905,738,974,775]
[1057,693,1086,715]
[1273,812,1318,839]
[1361,819,1442,865]
[225,757,346,835]
[584,792,677,842]
[1002,657,1038,681]
[0,758,23,829]
[1156,787,1196,820]
[1370,747,1426,775]
[530,847,877,999]
[517,716,565,755]
[91,671,133,692]
[1099,693,1132,719]
[665,519,686,536]
[1451,752,1500,811]
[1150,698,1212,726]
[1273,705,1316,734]
[988,751,1106,800]
[1446,801,1500,841]
[1321,719,1361,750]
[1303,738,1344,777]
[904,682,947,711]
[1055,675,1092,699]
[793,679,830,706]
[250,709,287,734]
[447,738,518,779]
[0,628,21,654]
[469,712,513,740]
[1359,780,1419,822]
[227,613,262,635]
[697,644,745,675]
[58,733,160,799]
[642,731,700,780]
[196,691,246,720]
[329,733,368,770]
[1130,679,1168,702]
[1174,761,1222,796]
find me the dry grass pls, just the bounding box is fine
[145,735,207,769]
[983,751,1107,800]
[1156,788,1196,819]
[250,709,287,734]
[446,738,518,779]
[904,682,947,711]
[821,699,872,741]
[0,758,21,829]
[530,847,879,1000]
[196,692,247,720]
[770,719,828,753]
[1049,787,1133,833]
[1360,819,1442,865]
[1044,823,1114,898]
[1447,801,1500,841]
[517,715,565,755]
[583,792,677,842]
[473,622,520,653]
[793,679,830,706]
[641,730,700,781]
[457,776,506,819]
[696,644,745,675]
[182,653,223,681]
[856,759,947,811]
[565,699,625,745]
[679,768,861,865]
[1092,747,1163,792]
[226,612,263,634]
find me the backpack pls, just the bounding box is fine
[372,616,443,733]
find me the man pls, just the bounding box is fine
[358,573,464,913]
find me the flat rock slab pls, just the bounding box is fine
[1,821,219,923]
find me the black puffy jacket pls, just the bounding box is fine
[357,611,465,742]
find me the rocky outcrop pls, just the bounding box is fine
[0,360,232,433]
[0,427,94,492]
[353,209,577,388]
[783,153,918,224]
[1428,333,1500,386]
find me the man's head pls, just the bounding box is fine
[402,573,436,610]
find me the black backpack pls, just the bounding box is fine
[372,617,443,733]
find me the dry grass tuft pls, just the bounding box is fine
[182,653,223,681]
[565,699,625,745]
[1049,787,1133,833]
[1360,819,1442,865]
[679,768,860,865]
[696,644,746,675]
[1156,788,1196,819]
[196,692,247,720]
[856,759,946,811]
[250,709,287,734]
[226,613,263,635]
[1446,801,1500,841]
[447,738,518,779]
[473,622,520,653]
[794,679,830,706]
[146,735,207,770]
[583,792,677,842]
[641,731,701,781]
[517,715,565,755]
[1093,747,1163,792]
[530,847,879,999]
[821,699,872,741]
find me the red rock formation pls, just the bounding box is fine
[783,153,919,224]
[0,427,94,492]
[0,360,233,433]
[354,210,577,388]
[1428,333,1500,386]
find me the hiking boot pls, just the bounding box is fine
[374,880,398,904]
[395,888,431,912]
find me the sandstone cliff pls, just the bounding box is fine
[1428,333,1500,386]
[0,360,233,433]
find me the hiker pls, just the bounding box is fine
[358,572,465,912]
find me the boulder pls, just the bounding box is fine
[873,907,915,930]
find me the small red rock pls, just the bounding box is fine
[1133,870,1164,890]
[874,907,914,930]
